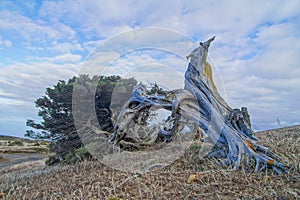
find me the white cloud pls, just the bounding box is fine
[0,89,15,98]
[0,35,12,48]
[34,0,300,42]
[0,97,25,106]
[81,51,120,76]
[122,64,184,90]
[0,10,76,43]
[82,40,100,52]
[0,60,79,104]
[49,41,83,53]
[53,54,82,63]
[30,53,82,63]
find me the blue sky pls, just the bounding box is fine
[0,0,300,137]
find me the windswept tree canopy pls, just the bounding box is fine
[26,75,137,159]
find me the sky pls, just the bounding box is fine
[0,0,299,137]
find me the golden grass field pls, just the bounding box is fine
[0,125,299,199]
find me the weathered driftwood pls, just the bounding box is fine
[108,37,287,174]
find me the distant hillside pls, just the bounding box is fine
[0,135,49,154]
[255,124,300,135]
[0,135,48,143]
[0,135,30,142]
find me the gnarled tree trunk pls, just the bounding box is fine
[109,37,287,174]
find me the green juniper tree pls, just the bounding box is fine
[26,75,137,164]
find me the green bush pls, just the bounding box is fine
[59,147,93,166]
[75,146,92,161]
[63,153,77,165]
[46,154,60,166]
[189,144,202,150]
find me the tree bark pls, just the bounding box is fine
[109,37,287,174]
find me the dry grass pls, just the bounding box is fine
[0,125,299,199]
[0,140,49,154]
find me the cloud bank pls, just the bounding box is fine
[0,0,299,136]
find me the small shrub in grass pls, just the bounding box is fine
[61,147,93,165]
[40,141,49,146]
[62,153,77,165]
[33,142,40,146]
[45,146,93,166]
[75,146,93,161]
[109,197,122,200]
[46,154,60,166]
[8,141,24,146]
[28,147,50,154]
[190,144,202,150]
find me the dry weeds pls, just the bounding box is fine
[1,125,299,199]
